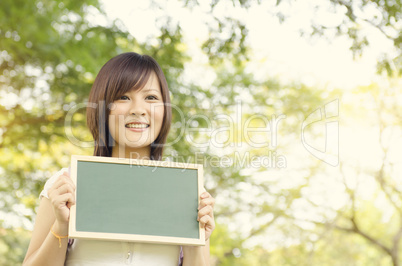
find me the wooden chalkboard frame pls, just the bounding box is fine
[68,155,205,246]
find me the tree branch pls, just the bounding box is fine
[333,223,392,256]
[391,225,402,265]
[361,18,395,40]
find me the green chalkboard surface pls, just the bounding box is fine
[68,155,205,246]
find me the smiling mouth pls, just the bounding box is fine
[125,123,149,129]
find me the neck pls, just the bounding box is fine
[111,145,152,160]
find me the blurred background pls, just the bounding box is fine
[1,0,402,265]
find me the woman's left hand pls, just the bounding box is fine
[197,191,215,241]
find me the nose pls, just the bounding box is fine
[129,99,146,117]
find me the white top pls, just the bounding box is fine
[40,168,181,266]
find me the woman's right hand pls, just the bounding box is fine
[47,172,76,225]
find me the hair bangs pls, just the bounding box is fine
[108,55,154,101]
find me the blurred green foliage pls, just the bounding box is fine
[1,0,402,265]
[193,0,402,76]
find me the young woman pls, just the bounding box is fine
[23,52,215,266]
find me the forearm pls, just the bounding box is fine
[23,221,68,266]
[182,239,210,266]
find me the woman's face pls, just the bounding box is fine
[108,71,164,155]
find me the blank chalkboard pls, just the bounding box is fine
[68,155,205,246]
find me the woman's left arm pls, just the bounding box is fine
[182,191,215,266]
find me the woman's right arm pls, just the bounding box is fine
[23,172,76,266]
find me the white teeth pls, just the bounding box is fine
[126,124,149,128]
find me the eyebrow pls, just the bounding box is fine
[141,89,161,93]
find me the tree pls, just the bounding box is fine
[0,0,249,263]
[324,82,402,265]
[0,0,130,263]
[2,0,402,265]
[183,0,402,75]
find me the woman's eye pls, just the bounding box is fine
[119,95,129,100]
[146,95,158,100]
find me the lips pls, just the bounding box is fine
[125,121,150,129]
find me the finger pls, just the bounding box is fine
[197,205,213,220]
[199,215,215,229]
[199,197,215,207]
[66,201,75,209]
[61,193,75,205]
[49,178,64,192]
[49,174,76,193]
[66,196,76,209]
[51,193,75,208]
[49,181,75,199]
[198,197,215,210]
[200,192,211,199]
[54,172,74,186]
[59,173,76,189]
[56,183,75,195]
[62,171,70,177]
[49,182,75,199]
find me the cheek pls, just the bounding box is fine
[157,109,164,127]
[110,104,127,116]
[151,106,164,124]
[108,112,126,134]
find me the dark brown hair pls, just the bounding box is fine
[86,52,172,160]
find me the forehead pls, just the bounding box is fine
[139,71,161,92]
[121,70,162,96]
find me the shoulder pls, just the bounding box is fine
[39,167,70,199]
